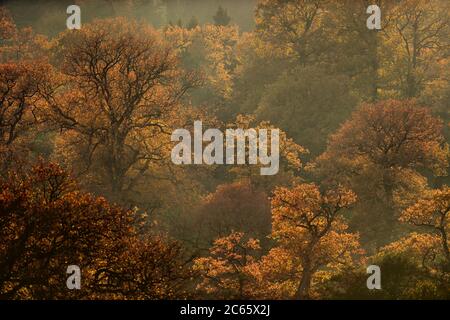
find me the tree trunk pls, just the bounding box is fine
[295,258,312,300]
[369,30,379,102]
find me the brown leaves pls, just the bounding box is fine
[0,7,16,41]
[0,161,189,299]
[308,99,448,245]
[326,99,448,174]
[164,24,239,102]
[0,6,49,62]
[193,231,261,299]
[0,61,52,146]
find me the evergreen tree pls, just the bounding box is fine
[213,6,231,26]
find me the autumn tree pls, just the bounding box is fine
[387,0,450,98]
[255,0,331,64]
[42,18,198,203]
[164,24,239,117]
[0,7,53,170]
[328,0,396,102]
[269,183,363,299]
[0,6,16,42]
[0,8,52,169]
[0,161,190,299]
[91,235,190,299]
[0,6,49,62]
[230,31,290,117]
[320,100,447,175]
[223,114,307,189]
[0,59,55,173]
[373,233,449,298]
[311,99,448,246]
[320,233,449,299]
[0,61,51,146]
[193,231,260,299]
[401,186,450,265]
[256,65,356,155]
[190,180,271,249]
[198,184,363,300]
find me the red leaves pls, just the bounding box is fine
[0,161,189,299]
[327,99,447,173]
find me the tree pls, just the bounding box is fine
[387,0,450,98]
[191,180,271,248]
[193,231,260,299]
[0,60,54,172]
[164,24,239,116]
[256,65,356,155]
[92,235,190,299]
[0,6,49,62]
[329,0,395,102]
[42,18,199,203]
[224,114,308,189]
[400,186,450,264]
[311,99,448,246]
[321,100,447,175]
[0,6,16,41]
[371,233,449,298]
[0,161,190,299]
[320,233,449,299]
[0,7,55,171]
[269,183,363,299]
[255,0,330,64]
[213,6,231,27]
[230,31,290,117]
[199,184,363,300]
[0,61,50,147]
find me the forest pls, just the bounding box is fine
[0,0,449,300]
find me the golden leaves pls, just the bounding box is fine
[196,182,363,299]
[401,186,450,229]
[271,183,357,241]
[193,231,260,299]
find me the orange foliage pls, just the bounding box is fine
[270,183,363,299]
[193,231,261,299]
[0,161,189,299]
[401,186,450,263]
[197,183,364,300]
[42,18,199,201]
[321,100,447,176]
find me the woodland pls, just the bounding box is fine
[0,0,449,299]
